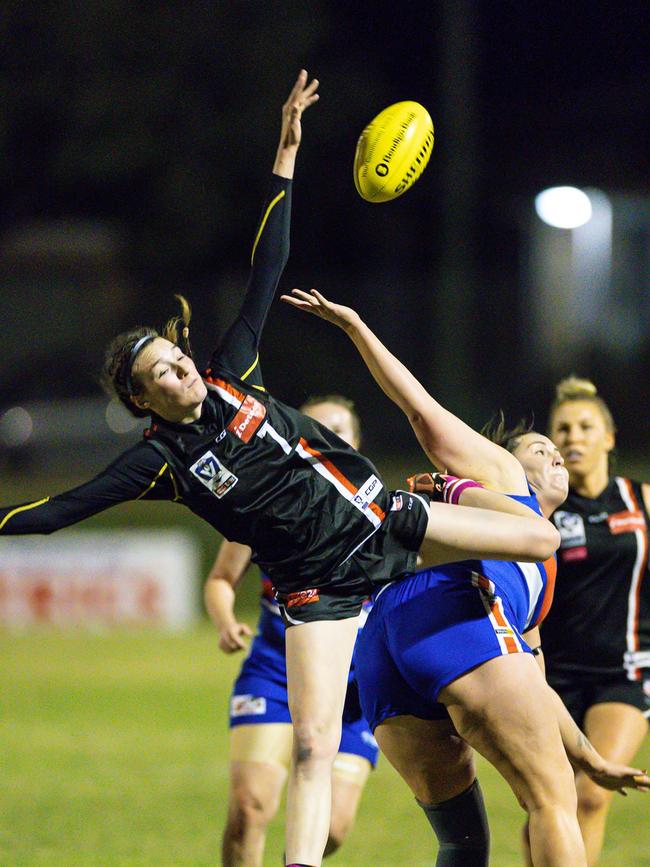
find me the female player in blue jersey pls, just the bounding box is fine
[282,288,650,867]
[205,396,378,867]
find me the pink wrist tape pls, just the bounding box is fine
[442,476,484,505]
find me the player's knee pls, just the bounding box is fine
[577,779,611,816]
[524,764,578,816]
[324,812,354,855]
[292,720,341,767]
[228,784,277,836]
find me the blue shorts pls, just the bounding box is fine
[229,635,379,766]
[357,566,532,732]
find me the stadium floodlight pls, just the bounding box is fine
[535,186,593,229]
[0,406,33,446]
[105,398,140,434]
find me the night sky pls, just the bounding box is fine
[1,1,648,451]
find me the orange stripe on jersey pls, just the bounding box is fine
[531,555,557,628]
[624,479,649,663]
[474,573,493,594]
[490,598,519,654]
[207,376,246,403]
[298,437,386,523]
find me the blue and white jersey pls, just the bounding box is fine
[462,491,557,633]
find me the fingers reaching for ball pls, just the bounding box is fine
[280,289,360,331]
[273,70,319,178]
[281,70,319,150]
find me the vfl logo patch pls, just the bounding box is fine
[553,511,587,548]
[190,450,238,498]
[286,588,320,608]
[227,395,266,443]
[230,695,267,718]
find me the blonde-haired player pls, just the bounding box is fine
[538,376,650,865]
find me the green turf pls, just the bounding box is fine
[2,625,648,866]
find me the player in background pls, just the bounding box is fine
[534,376,649,866]
[0,73,561,867]
[205,396,377,867]
[282,288,650,867]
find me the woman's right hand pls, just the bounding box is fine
[218,621,253,654]
[280,288,361,332]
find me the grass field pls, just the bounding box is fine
[2,624,649,866]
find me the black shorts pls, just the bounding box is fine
[547,668,650,728]
[277,489,429,626]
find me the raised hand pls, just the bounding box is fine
[280,288,361,332]
[280,69,319,151]
[274,70,319,178]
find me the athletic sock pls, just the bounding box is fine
[417,779,490,867]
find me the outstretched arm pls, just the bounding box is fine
[0,444,173,535]
[204,541,254,653]
[211,71,319,385]
[524,628,650,795]
[551,684,649,795]
[282,288,527,492]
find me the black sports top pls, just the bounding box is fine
[0,175,390,594]
[542,477,650,680]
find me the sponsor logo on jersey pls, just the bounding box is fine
[352,474,383,512]
[561,546,587,562]
[189,450,238,498]
[607,509,646,535]
[553,511,587,548]
[227,394,267,443]
[587,511,609,523]
[286,588,320,608]
[230,694,267,717]
[391,494,403,511]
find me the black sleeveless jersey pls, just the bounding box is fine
[0,173,391,594]
[542,477,650,680]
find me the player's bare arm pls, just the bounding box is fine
[204,541,254,653]
[282,287,528,492]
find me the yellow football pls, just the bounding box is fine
[354,101,434,203]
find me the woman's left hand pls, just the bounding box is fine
[280,288,361,332]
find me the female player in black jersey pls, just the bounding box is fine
[0,73,561,867]
[540,376,649,865]
[205,396,378,867]
[282,289,650,867]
